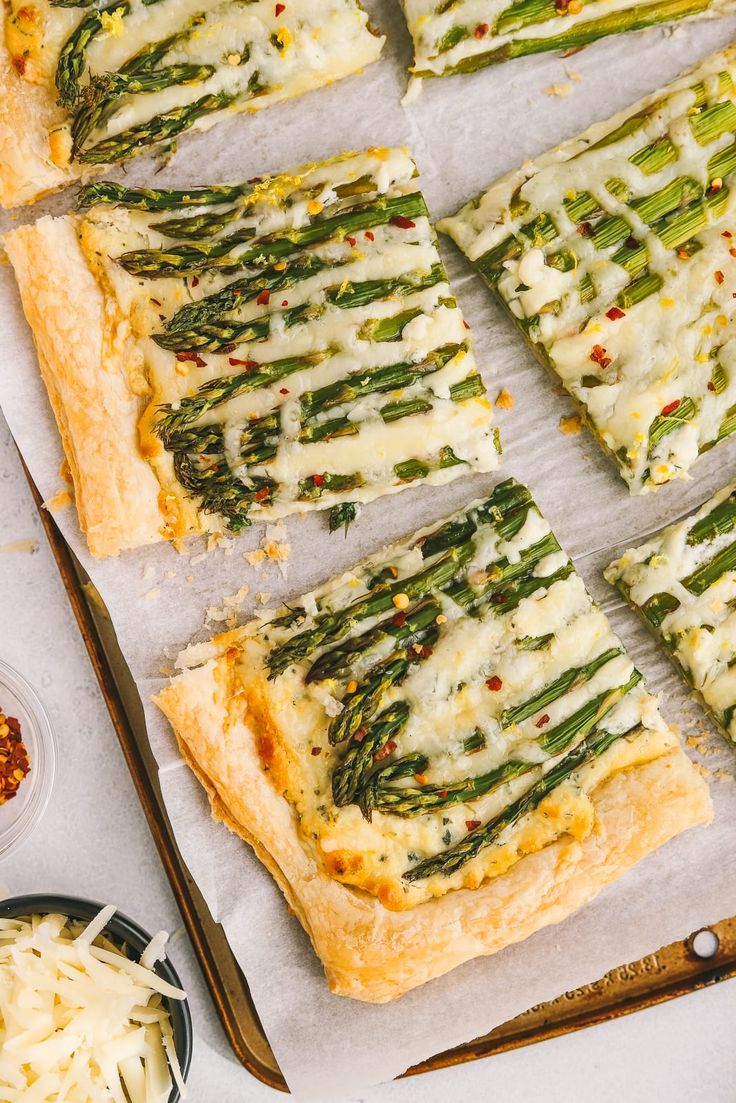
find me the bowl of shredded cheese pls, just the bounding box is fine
[0,894,192,1102]
[0,659,56,859]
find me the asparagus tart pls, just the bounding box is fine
[0,0,383,207]
[606,480,736,743]
[155,477,711,1002]
[440,47,736,494]
[400,0,736,79]
[6,148,499,557]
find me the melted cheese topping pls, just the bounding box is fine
[606,479,736,742]
[178,479,678,910]
[4,0,383,164]
[76,147,498,532]
[440,48,736,494]
[400,0,735,78]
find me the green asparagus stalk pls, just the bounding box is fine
[362,758,533,819]
[682,539,736,596]
[56,1,130,108]
[501,646,623,728]
[687,491,736,546]
[267,541,476,677]
[155,266,444,353]
[332,702,410,807]
[156,350,333,441]
[72,64,216,151]
[432,0,712,74]
[79,88,242,164]
[118,192,428,277]
[403,724,642,881]
[78,179,255,211]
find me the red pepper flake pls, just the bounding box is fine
[281,299,289,306]
[535,713,551,728]
[150,297,162,307]
[374,740,397,762]
[191,275,200,288]
[677,248,691,260]
[730,249,736,259]
[256,289,271,306]
[660,399,681,416]
[392,611,407,627]
[353,726,368,743]
[228,357,258,368]
[418,645,434,659]
[589,344,612,370]
[312,473,325,486]
[175,351,207,368]
[576,222,592,237]
[716,271,726,285]
[463,320,470,330]
[0,711,30,805]
[346,235,357,247]
[606,306,626,321]
[275,1,285,12]
[311,746,322,756]
[723,230,733,239]
[390,215,416,229]
[708,382,716,392]
[254,487,270,501]
[364,230,375,241]
[437,788,448,798]
[279,387,289,395]
[465,819,482,831]
[486,675,503,691]
[474,22,489,37]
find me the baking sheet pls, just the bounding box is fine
[3,4,736,1097]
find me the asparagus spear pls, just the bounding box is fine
[332,702,410,806]
[117,192,428,276]
[56,1,130,108]
[686,491,736,545]
[403,724,641,881]
[156,350,333,441]
[78,180,255,210]
[154,266,445,353]
[430,0,712,74]
[500,646,623,728]
[72,64,216,151]
[79,89,241,164]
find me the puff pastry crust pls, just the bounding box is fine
[155,483,711,1001]
[5,149,497,556]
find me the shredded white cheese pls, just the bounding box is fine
[0,908,187,1102]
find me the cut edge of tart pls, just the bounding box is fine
[155,478,711,1002]
[0,0,384,208]
[606,479,736,744]
[5,146,498,557]
[439,45,736,495]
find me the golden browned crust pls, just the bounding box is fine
[154,637,713,1003]
[4,216,166,556]
[0,9,82,207]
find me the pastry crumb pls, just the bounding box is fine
[145,587,160,601]
[564,66,582,82]
[559,415,582,435]
[544,82,573,98]
[45,487,73,512]
[256,592,272,605]
[245,548,266,568]
[495,388,514,410]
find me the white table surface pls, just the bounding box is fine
[1,409,735,1103]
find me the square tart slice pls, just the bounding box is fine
[5,147,498,557]
[0,0,383,207]
[155,477,711,1003]
[440,46,736,494]
[400,0,736,80]
[607,480,736,742]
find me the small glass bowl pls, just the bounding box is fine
[0,658,56,858]
[0,894,193,1101]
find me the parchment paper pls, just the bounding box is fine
[3,5,736,1096]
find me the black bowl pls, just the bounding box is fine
[0,894,193,1101]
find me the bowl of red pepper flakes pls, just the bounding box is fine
[0,658,56,859]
